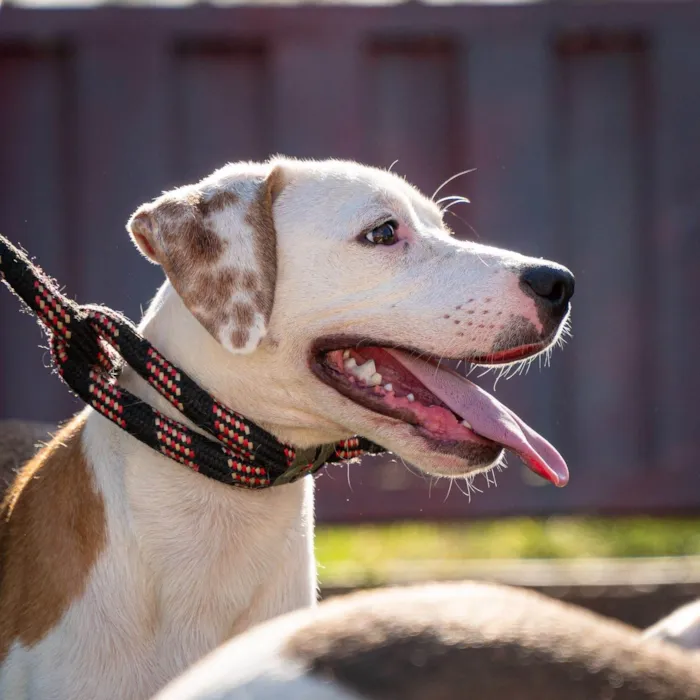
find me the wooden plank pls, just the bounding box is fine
[558,39,648,478]
[174,41,270,181]
[71,35,170,322]
[269,36,365,162]
[365,37,459,197]
[0,45,79,422]
[651,26,700,477]
[2,5,700,44]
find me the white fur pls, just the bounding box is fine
[644,599,700,651]
[153,606,360,700]
[0,158,567,699]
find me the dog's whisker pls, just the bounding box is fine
[441,200,471,215]
[431,168,477,201]
[454,477,471,501]
[443,208,481,240]
[436,196,471,208]
[443,476,454,503]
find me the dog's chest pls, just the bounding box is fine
[1,419,317,700]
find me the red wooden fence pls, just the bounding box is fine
[1,3,699,521]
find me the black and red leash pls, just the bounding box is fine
[0,234,385,488]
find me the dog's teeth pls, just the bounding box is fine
[461,419,473,430]
[343,350,351,359]
[384,383,393,392]
[406,393,415,402]
[353,359,376,383]
[368,372,383,387]
[344,358,357,370]
[361,359,376,374]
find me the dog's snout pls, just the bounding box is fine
[520,264,575,315]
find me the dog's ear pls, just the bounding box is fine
[127,166,286,354]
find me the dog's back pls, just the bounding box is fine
[156,582,700,700]
[0,421,54,497]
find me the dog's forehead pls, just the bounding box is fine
[280,161,443,232]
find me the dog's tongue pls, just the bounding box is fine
[386,350,569,487]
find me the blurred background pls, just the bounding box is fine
[2,0,700,629]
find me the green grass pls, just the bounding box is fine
[316,518,700,585]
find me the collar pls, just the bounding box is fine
[0,235,385,489]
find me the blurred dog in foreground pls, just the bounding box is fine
[0,157,573,699]
[155,583,700,700]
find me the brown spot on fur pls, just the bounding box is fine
[0,413,106,663]
[241,271,258,292]
[189,268,238,311]
[232,302,255,327]
[245,169,280,320]
[230,328,250,349]
[197,306,231,340]
[190,224,227,265]
[199,189,239,217]
[159,201,226,269]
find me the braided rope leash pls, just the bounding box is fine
[0,235,385,488]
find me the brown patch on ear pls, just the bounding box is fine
[200,190,239,217]
[129,189,229,273]
[229,302,256,349]
[157,194,228,271]
[267,165,288,205]
[129,169,284,353]
[230,328,250,350]
[0,413,106,662]
[186,224,226,266]
[187,267,239,339]
[244,167,284,323]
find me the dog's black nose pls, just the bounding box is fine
[520,264,575,315]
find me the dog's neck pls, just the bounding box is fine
[119,281,351,450]
[77,282,320,669]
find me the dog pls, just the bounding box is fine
[0,421,53,495]
[155,582,700,700]
[0,157,573,699]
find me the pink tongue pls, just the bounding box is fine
[386,350,569,487]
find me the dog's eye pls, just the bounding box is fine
[365,221,399,245]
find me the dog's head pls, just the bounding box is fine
[128,158,573,485]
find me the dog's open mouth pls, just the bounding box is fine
[312,343,568,487]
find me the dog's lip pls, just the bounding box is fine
[308,335,549,368]
[308,336,569,487]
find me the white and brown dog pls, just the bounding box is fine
[0,158,573,699]
[155,583,700,700]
